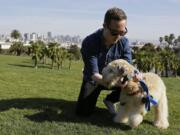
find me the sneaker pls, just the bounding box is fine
[103,99,116,114]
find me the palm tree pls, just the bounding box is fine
[68,45,81,60]
[164,35,169,46]
[164,34,175,47]
[153,53,164,75]
[140,43,156,72]
[169,33,175,45]
[159,37,163,44]
[174,39,178,46]
[131,46,139,62]
[67,53,73,70]
[11,30,21,41]
[141,43,155,52]
[133,51,146,72]
[160,47,174,77]
[170,55,180,77]
[48,42,59,69]
[176,35,180,46]
[153,47,164,75]
[56,47,63,70]
[0,44,2,53]
[177,35,180,42]
[30,42,43,69]
[9,42,23,56]
[36,40,47,65]
[10,30,23,56]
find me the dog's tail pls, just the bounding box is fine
[154,83,169,129]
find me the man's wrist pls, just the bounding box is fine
[91,73,105,86]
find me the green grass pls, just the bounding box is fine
[0,54,180,135]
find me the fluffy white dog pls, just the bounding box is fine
[102,59,169,129]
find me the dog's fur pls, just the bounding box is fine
[102,59,136,88]
[102,59,169,129]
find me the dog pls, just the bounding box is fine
[102,59,169,129]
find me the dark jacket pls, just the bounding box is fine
[81,29,132,81]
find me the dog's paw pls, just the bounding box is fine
[113,114,128,124]
[129,114,143,128]
[154,120,169,129]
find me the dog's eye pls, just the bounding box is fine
[108,69,114,73]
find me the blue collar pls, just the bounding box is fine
[139,80,158,111]
[125,70,158,111]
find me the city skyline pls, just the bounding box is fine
[0,0,180,42]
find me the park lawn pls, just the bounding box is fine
[0,54,179,135]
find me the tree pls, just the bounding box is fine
[159,37,163,44]
[164,35,169,46]
[9,42,24,56]
[48,42,59,69]
[56,48,68,69]
[164,34,175,47]
[133,51,146,72]
[153,52,164,75]
[169,33,175,45]
[11,29,21,41]
[141,43,155,52]
[160,47,174,77]
[68,45,81,60]
[10,30,23,56]
[177,35,180,42]
[36,40,48,65]
[174,39,178,46]
[170,55,180,77]
[0,44,2,54]
[60,48,68,68]
[30,42,43,69]
[67,53,73,70]
[56,47,62,70]
[176,35,180,46]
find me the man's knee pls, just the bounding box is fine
[76,81,101,116]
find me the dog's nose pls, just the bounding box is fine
[141,97,148,104]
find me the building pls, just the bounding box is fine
[24,33,30,42]
[30,32,38,42]
[0,41,12,49]
[47,32,52,41]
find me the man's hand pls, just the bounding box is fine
[91,73,107,87]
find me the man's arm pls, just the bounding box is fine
[122,38,132,64]
[115,38,142,87]
[81,38,99,75]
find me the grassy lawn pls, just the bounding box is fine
[0,54,179,135]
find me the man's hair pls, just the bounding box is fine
[104,7,127,26]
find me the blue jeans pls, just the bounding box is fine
[76,80,121,116]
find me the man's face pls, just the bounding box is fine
[104,19,127,44]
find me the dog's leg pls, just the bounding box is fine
[129,113,143,128]
[114,105,129,124]
[154,90,169,129]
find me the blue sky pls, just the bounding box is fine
[0,0,180,41]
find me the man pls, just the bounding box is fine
[76,7,132,117]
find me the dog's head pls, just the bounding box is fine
[102,59,135,87]
[123,80,144,96]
